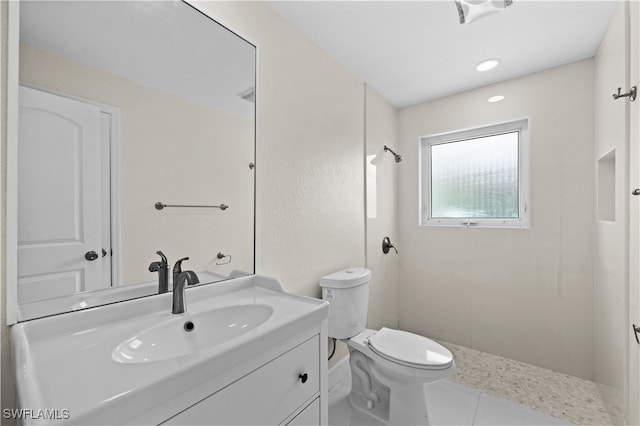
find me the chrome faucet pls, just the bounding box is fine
[172,271,190,314]
[173,257,199,286]
[149,251,169,294]
[182,270,200,285]
[173,257,190,287]
[171,257,199,314]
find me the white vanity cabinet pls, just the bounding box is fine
[162,335,321,425]
[12,275,329,426]
[287,398,321,426]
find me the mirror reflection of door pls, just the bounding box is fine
[18,86,114,303]
[8,0,256,323]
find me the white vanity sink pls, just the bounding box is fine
[112,304,274,363]
[12,275,329,425]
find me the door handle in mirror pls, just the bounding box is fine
[85,251,99,261]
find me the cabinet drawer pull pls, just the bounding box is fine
[298,373,308,384]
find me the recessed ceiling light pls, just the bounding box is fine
[488,95,505,103]
[476,58,501,72]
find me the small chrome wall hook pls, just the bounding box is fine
[612,86,637,101]
[216,252,231,265]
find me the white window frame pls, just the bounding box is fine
[419,118,530,228]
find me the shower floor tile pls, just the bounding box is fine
[440,341,612,425]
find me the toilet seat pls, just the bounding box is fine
[367,327,454,370]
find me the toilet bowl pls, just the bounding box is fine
[346,328,455,424]
[320,268,456,425]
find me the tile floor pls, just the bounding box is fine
[440,341,612,425]
[328,341,612,426]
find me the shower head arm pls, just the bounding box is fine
[383,145,403,163]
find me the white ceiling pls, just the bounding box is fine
[267,1,618,108]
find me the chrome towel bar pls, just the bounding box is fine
[155,202,228,210]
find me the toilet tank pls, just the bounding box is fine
[320,267,371,339]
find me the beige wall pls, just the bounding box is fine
[397,59,596,380]
[593,3,627,424]
[628,2,640,424]
[19,44,255,286]
[194,2,366,298]
[329,85,401,368]
[365,86,399,331]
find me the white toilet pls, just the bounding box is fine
[320,267,455,425]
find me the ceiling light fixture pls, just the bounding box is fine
[455,0,513,25]
[475,58,501,72]
[488,95,505,103]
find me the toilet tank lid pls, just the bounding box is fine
[320,267,371,288]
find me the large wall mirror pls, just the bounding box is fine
[6,1,256,323]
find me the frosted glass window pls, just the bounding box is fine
[431,133,518,218]
[420,119,529,228]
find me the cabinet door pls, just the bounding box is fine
[286,398,320,426]
[163,336,319,425]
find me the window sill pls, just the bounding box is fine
[421,219,530,229]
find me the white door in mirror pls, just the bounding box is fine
[18,86,105,302]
